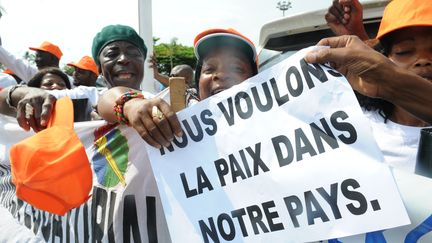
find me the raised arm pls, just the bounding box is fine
[97,87,183,148]
[305,35,432,123]
[148,53,170,87]
[0,38,38,82]
[325,0,369,41]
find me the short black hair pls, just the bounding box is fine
[27,67,71,89]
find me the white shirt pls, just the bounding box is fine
[0,73,17,89]
[47,86,102,106]
[0,46,37,83]
[364,109,428,172]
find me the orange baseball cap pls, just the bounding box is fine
[67,56,99,76]
[29,41,63,59]
[376,0,432,40]
[10,97,92,216]
[194,28,257,64]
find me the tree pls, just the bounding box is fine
[153,38,196,76]
[0,5,4,19]
[23,51,36,66]
[62,65,74,76]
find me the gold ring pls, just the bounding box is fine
[25,103,34,119]
[152,106,164,120]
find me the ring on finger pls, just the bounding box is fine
[25,103,34,119]
[152,106,165,120]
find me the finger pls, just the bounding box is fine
[331,1,345,21]
[16,102,30,131]
[40,96,55,127]
[343,5,351,13]
[143,116,170,148]
[31,102,44,132]
[27,114,40,133]
[342,9,351,24]
[305,48,333,64]
[343,12,351,21]
[325,12,339,25]
[315,35,350,48]
[157,100,183,137]
[327,7,344,24]
[339,0,354,6]
[154,112,175,143]
[131,99,171,147]
[130,118,161,149]
[351,0,363,12]
[338,0,353,25]
[305,47,346,65]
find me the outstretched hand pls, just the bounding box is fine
[123,97,183,148]
[304,35,396,98]
[15,89,56,132]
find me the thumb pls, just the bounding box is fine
[304,48,334,64]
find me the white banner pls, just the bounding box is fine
[147,48,410,242]
[0,117,171,242]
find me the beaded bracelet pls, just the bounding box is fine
[113,90,144,124]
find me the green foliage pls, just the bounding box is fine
[62,65,74,76]
[153,38,196,76]
[0,6,4,19]
[23,51,36,65]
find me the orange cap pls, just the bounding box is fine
[3,68,15,75]
[67,56,99,76]
[29,41,63,59]
[376,0,432,40]
[10,97,92,215]
[194,28,257,63]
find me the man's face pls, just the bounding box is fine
[98,41,145,90]
[73,67,97,87]
[35,50,56,69]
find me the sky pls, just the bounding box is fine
[0,0,331,68]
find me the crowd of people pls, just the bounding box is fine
[0,0,431,241]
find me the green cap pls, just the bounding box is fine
[92,25,147,66]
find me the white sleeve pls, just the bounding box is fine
[0,46,37,82]
[0,74,17,89]
[47,86,101,106]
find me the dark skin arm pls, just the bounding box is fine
[304,35,432,124]
[0,86,56,132]
[97,86,183,148]
[325,0,369,41]
[148,53,170,87]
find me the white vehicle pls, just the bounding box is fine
[257,0,389,71]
